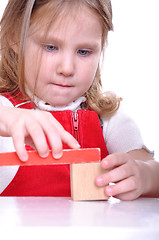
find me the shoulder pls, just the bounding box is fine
[0,95,14,107]
[102,104,137,132]
[101,104,145,154]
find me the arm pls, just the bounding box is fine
[129,149,159,198]
[97,107,158,200]
[143,160,159,198]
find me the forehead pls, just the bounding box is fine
[29,2,103,39]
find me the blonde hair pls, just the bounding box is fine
[0,0,121,116]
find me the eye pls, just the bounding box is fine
[78,49,91,56]
[43,44,57,52]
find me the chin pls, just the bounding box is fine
[48,100,72,107]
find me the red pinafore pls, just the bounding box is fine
[1,93,108,196]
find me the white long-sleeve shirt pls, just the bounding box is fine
[0,95,151,194]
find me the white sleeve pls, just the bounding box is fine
[0,95,19,194]
[102,106,150,154]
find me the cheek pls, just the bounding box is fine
[24,59,36,90]
[84,59,99,83]
[24,42,43,88]
[79,69,96,94]
[24,52,36,85]
[25,56,45,93]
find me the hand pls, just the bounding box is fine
[0,106,80,161]
[95,152,149,200]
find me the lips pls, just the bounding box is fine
[53,83,73,88]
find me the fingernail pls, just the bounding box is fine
[96,177,103,186]
[106,187,112,196]
[53,152,63,159]
[74,142,80,148]
[102,160,108,168]
[40,152,49,158]
[21,155,28,162]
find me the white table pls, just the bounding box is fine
[0,197,159,239]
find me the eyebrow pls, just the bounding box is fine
[76,42,101,50]
[42,35,101,48]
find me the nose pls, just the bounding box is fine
[57,52,75,77]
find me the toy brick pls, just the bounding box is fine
[70,162,108,201]
[0,148,100,166]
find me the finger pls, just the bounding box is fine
[41,120,80,159]
[47,116,80,149]
[60,129,80,149]
[46,130,63,159]
[39,113,80,156]
[12,128,29,162]
[96,162,134,187]
[101,153,130,170]
[114,190,140,201]
[46,129,80,159]
[38,119,66,159]
[105,176,137,198]
[26,122,49,158]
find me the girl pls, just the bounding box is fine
[0,0,158,200]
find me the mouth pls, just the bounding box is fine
[53,83,73,88]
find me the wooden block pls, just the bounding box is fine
[70,162,108,201]
[0,148,100,166]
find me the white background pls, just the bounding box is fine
[102,0,159,160]
[0,0,159,160]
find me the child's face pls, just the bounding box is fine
[24,5,103,106]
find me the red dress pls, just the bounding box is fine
[1,93,108,196]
